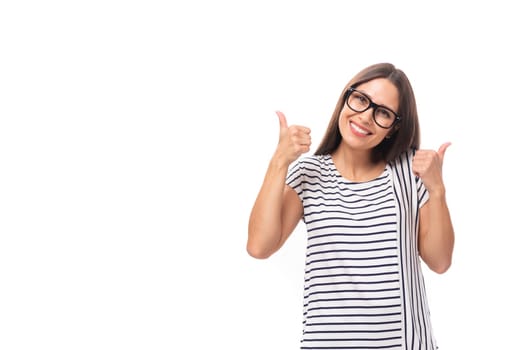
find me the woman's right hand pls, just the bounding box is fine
[275,110,312,165]
[247,111,308,259]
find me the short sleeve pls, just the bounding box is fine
[407,148,429,209]
[416,175,429,208]
[285,159,304,201]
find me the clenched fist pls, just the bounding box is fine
[412,142,451,194]
[274,111,312,165]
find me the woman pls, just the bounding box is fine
[247,62,454,349]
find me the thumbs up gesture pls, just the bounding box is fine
[274,111,312,166]
[412,142,451,194]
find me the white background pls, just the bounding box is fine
[1,1,524,349]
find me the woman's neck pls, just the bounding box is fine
[331,147,386,182]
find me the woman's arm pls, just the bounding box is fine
[247,158,303,259]
[413,143,455,273]
[418,190,455,273]
[246,111,311,259]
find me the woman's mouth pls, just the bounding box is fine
[350,121,371,137]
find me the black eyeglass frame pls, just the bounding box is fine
[344,87,402,129]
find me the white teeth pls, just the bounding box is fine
[351,122,369,135]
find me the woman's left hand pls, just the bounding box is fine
[412,142,451,194]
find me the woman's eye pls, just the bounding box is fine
[377,108,393,119]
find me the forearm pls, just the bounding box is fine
[247,156,289,259]
[420,190,455,273]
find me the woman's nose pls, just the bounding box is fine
[359,108,375,126]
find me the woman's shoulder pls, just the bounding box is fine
[291,154,332,174]
[298,154,332,168]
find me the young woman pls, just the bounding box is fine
[247,62,454,349]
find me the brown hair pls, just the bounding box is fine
[314,63,420,163]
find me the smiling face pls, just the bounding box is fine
[338,78,400,154]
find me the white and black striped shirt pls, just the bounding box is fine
[286,150,436,350]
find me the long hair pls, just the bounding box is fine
[314,63,420,163]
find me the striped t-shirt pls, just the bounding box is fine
[286,150,436,350]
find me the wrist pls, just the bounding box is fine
[271,152,293,170]
[428,187,446,200]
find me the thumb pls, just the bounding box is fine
[437,142,451,159]
[276,110,288,131]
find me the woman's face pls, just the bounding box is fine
[338,78,399,153]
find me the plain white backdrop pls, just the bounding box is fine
[1,1,524,349]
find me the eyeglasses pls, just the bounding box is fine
[345,87,401,129]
